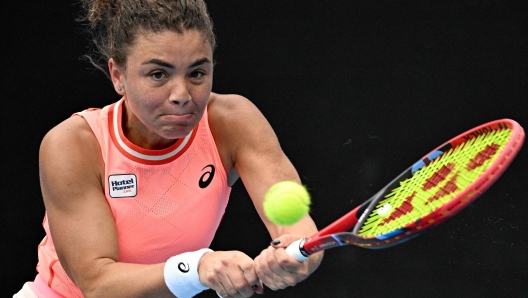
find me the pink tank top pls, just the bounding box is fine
[35,99,231,297]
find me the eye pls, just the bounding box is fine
[189,70,205,79]
[150,71,167,80]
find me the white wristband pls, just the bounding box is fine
[164,248,213,298]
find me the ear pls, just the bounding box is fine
[108,58,125,95]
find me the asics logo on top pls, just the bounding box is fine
[199,164,215,189]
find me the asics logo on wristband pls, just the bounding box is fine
[178,262,190,273]
[199,164,215,188]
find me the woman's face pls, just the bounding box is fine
[110,29,213,149]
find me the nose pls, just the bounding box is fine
[170,96,191,107]
[169,80,192,106]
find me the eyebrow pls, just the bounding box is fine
[141,58,211,69]
[190,58,211,68]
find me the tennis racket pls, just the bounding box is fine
[286,119,525,262]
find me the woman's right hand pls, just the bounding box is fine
[198,251,264,298]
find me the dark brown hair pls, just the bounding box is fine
[79,0,216,76]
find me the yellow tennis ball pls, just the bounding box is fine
[263,181,311,226]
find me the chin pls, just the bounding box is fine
[162,127,193,140]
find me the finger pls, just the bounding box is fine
[226,271,255,298]
[273,245,307,273]
[254,251,279,290]
[269,234,297,249]
[266,246,295,283]
[240,268,261,294]
[252,280,264,295]
[260,246,294,290]
[219,257,258,298]
[215,283,230,298]
[214,276,233,298]
[239,259,261,289]
[215,279,251,297]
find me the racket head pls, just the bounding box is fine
[303,119,524,254]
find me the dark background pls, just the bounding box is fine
[2,0,527,297]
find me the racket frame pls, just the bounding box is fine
[289,119,524,260]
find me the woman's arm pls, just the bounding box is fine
[208,94,323,291]
[40,116,174,297]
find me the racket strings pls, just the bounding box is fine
[359,128,512,237]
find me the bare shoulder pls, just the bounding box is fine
[41,115,101,165]
[207,92,261,123]
[208,92,276,144]
[40,115,104,207]
[207,92,276,136]
[207,92,282,169]
[207,93,263,171]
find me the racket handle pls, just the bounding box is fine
[285,238,309,262]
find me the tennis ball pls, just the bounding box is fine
[263,181,311,226]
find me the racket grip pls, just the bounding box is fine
[285,238,309,262]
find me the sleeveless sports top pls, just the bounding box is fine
[35,99,231,297]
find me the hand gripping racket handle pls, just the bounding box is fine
[285,238,309,262]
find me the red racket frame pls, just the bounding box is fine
[292,119,524,258]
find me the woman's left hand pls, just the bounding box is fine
[253,234,317,291]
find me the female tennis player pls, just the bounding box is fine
[14,0,322,297]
